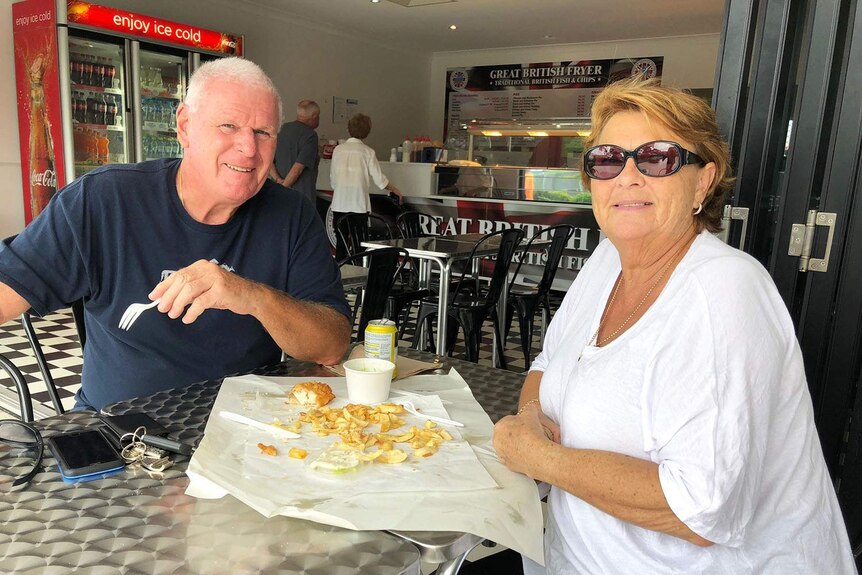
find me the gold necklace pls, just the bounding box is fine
[583,241,688,355]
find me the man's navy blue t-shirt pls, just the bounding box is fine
[0,159,349,410]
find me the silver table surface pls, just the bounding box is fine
[100,348,524,571]
[0,420,421,574]
[340,263,368,290]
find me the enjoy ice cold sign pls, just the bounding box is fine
[65,1,243,55]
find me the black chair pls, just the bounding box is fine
[505,224,574,367]
[414,227,525,367]
[0,352,34,422]
[338,247,407,340]
[19,298,86,418]
[335,213,394,324]
[335,213,394,261]
[396,210,438,239]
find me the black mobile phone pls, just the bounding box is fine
[100,412,169,439]
[100,413,194,456]
[46,428,125,482]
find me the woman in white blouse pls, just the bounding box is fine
[329,113,401,259]
[492,78,856,574]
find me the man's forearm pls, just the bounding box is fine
[282,162,305,188]
[251,282,350,365]
[0,282,31,325]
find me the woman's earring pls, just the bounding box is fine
[693,203,703,215]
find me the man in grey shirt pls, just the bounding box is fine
[271,99,320,210]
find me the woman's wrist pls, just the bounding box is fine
[517,398,540,415]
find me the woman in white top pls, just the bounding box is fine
[492,78,856,574]
[329,113,401,259]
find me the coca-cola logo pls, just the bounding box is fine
[31,168,56,189]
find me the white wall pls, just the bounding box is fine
[1,0,24,239]
[0,0,433,236]
[428,34,720,140]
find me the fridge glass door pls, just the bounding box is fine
[69,35,128,178]
[139,47,186,161]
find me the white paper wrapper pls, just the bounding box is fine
[185,369,544,565]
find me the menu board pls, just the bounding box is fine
[444,57,663,149]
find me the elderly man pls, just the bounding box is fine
[271,99,321,209]
[0,58,351,410]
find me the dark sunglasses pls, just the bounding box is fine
[584,140,706,180]
[0,420,44,492]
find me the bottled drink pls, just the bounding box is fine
[92,57,104,89]
[97,131,110,164]
[85,94,97,124]
[97,93,108,125]
[71,56,82,84]
[27,54,57,217]
[104,61,116,89]
[82,55,93,86]
[105,95,117,125]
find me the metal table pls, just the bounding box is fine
[101,348,524,574]
[340,263,368,291]
[361,236,499,363]
[0,419,420,574]
[362,234,548,367]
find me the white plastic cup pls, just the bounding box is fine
[343,358,395,404]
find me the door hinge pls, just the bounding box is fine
[718,205,750,250]
[788,210,837,273]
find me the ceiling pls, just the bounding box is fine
[243,0,726,52]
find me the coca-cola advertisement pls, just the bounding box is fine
[13,0,65,224]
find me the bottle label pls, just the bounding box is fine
[30,167,56,189]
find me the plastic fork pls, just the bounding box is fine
[399,400,464,427]
[118,299,160,331]
[219,410,301,438]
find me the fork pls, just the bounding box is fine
[118,299,161,330]
[399,399,464,427]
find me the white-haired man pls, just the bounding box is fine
[0,58,351,410]
[271,99,321,209]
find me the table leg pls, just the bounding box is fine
[436,262,451,360]
[431,542,484,575]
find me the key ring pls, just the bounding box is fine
[120,426,173,473]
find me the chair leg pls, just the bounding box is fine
[517,304,535,368]
[491,311,508,371]
[459,313,481,363]
[504,301,515,342]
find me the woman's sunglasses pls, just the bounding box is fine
[583,140,706,180]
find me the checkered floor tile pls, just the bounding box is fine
[0,292,563,420]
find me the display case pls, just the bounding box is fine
[435,120,593,204]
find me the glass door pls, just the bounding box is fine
[138,46,186,162]
[68,33,128,178]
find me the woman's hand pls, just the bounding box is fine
[493,403,555,478]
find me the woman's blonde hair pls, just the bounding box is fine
[583,78,734,233]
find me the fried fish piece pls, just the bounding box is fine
[287,381,335,407]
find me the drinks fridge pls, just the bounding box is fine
[12,0,244,223]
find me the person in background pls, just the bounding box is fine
[0,57,351,411]
[492,78,856,574]
[329,113,402,260]
[271,99,321,210]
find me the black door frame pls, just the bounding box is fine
[713,0,862,556]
